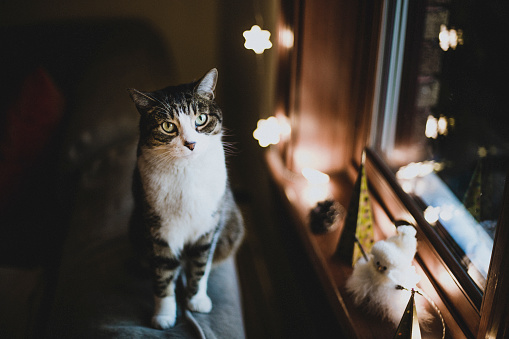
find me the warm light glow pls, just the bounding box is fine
[390,146,425,166]
[478,146,488,158]
[401,181,414,193]
[292,147,325,172]
[437,116,448,135]
[252,115,291,147]
[301,168,330,207]
[280,27,294,48]
[302,168,330,184]
[425,204,465,223]
[396,160,444,195]
[439,24,463,51]
[424,206,440,225]
[302,184,330,208]
[243,25,272,54]
[253,117,279,147]
[439,205,455,221]
[275,113,291,139]
[426,115,450,139]
[396,161,436,180]
[425,115,438,139]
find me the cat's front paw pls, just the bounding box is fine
[187,293,212,313]
[152,314,176,330]
[152,295,177,329]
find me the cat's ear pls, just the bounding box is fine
[127,88,153,112]
[195,68,218,100]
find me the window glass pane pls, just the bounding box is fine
[375,0,509,290]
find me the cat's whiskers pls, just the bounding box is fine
[151,152,178,167]
[141,146,176,166]
[220,128,239,156]
[222,141,239,156]
[221,127,234,137]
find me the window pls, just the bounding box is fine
[372,0,508,292]
[271,0,509,337]
[368,0,509,335]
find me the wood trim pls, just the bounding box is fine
[275,0,305,123]
[350,1,385,161]
[275,0,302,167]
[477,173,509,338]
[285,0,381,174]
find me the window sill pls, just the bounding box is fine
[265,147,466,338]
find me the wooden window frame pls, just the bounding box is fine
[271,0,509,338]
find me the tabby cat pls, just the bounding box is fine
[128,68,244,330]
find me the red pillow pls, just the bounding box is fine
[0,68,65,211]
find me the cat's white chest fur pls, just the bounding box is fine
[138,139,226,253]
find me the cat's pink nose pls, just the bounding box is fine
[184,141,196,151]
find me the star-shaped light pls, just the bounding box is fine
[253,117,281,147]
[252,115,290,147]
[243,25,272,54]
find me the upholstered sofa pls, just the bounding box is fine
[0,20,245,338]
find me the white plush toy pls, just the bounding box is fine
[346,225,431,326]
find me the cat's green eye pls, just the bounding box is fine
[195,114,208,127]
[161,121,177,134]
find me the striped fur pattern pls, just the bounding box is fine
[128,69,244,330]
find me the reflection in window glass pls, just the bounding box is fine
[373,0,509,289]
